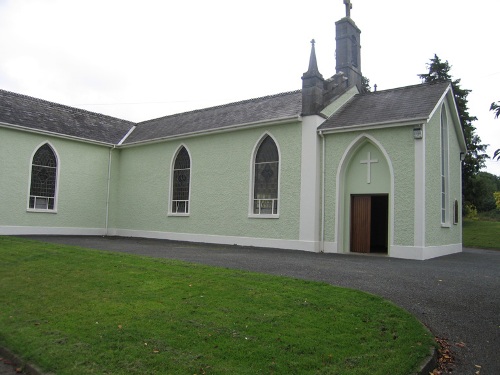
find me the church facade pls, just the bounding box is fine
[0,9,466,260]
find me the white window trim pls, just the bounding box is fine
[440,104,450,226]
[248,132,281,218]
[26,141,60,213]
[168,144,192,216]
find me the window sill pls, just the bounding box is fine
[168,213,190,217]
[27,209,57,214]
[441,223,451,228]
[248,214,280,219]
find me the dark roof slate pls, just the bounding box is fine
[0,89,135,144]
[319,82,450,131]
[124,90,302,144]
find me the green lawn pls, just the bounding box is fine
[0,236,434,375]
[463,219,500,249]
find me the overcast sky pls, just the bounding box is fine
[1,0,499,175]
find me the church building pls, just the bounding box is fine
[0,3,466,260]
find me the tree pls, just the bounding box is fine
[418,54,489,205]
[361,76,371,93]
[471,172,499,212]
[490,101,500,161]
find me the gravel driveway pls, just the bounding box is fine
[11,236,500,374]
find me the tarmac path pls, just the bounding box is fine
[2,236,499,374]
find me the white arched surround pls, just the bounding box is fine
[26,141,61,213]
[168,144,192,216]
[248,132,282,218]
[334,134,395,256]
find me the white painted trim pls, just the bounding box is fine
[335,134,395,254]
[248,132,281,217]
[0,226,106,236]
[117,126,136,146]
[428,85,451,120]
[390,243,462,260]
[105,147,114,234]
[26,141,61,213]
[299,115,323,250]
[320,118,427,134]
[169,144,192,215]
[320,85,359,118]
[440,104,451,226]
[414,125,426,247]
[323,241,338,253]
[110,228,320,252]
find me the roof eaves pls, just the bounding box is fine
[319,117,429,134]
[0,121,116,147]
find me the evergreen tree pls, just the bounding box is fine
[490,101,499,161]
[418,54,488,205]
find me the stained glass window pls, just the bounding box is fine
[172,146,190,214]
[253,135,279,215]
[29,144,57,210]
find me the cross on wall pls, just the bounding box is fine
[360,151,378,184]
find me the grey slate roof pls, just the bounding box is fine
[0,89,135,144]
[124,90,302,144]
[318,82,451,131]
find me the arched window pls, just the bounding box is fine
[29,143,57,210]
[253,135,279,215]
[440,105,449,224]
[171,146,191,214]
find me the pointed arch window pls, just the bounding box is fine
[29,143,58,210]
[171,146,191,214]
[253,135,279,215]
[440,105,449,224]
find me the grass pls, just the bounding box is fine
[462,219,500,249]
[0,236,434,375]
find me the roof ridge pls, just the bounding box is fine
[138,89,302,125]
[361,81,451,96]
[0,88,135,124]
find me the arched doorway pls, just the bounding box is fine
[337,136,393,254]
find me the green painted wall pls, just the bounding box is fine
[0,127,111,229]
[323,126,416,249]
[110,122,302,240]
[425,103,462,246]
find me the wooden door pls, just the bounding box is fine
[350,195,371,253]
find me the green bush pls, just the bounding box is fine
[464,204,478,220]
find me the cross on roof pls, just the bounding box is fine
[344,0,352,18]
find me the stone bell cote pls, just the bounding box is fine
[335,0,362,90]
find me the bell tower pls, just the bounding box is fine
[335,0,362,89]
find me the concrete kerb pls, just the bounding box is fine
[0,347,46,375]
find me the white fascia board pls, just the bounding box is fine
[427,84,466,152]
[319,118,427,134]
[320,85,359,118]
[0,121,115,147]
[118,115,302,148]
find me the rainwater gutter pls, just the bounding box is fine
[319,130,326,252]
[105,145,115,235]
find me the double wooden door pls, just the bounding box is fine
[350,195,388,254]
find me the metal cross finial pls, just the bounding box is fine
[311,39,315,46]
[343,0,352,17]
